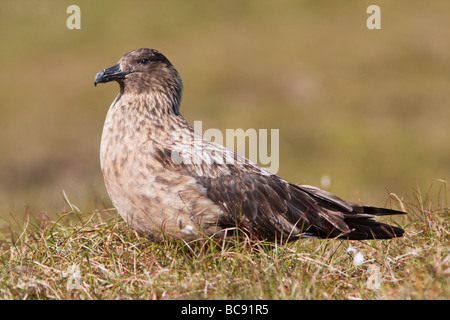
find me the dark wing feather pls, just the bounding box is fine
[196,174,406,241]
[196,174,345,240]
[297,184,405,216]
[294,184,406,239]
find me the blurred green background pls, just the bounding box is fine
[0,0,449,224]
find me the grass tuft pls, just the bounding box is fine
[0,182,448,300]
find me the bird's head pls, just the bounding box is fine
[94,48,183,108]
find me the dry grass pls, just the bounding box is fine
[0,181,447,300]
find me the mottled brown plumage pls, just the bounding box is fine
[94,48,406,242]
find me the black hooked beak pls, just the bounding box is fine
[94,63,130,86]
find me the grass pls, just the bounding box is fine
[0,181,448,300]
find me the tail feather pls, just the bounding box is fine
[343,218,405,240]
[296,184,407,240]
[361,205,406,217]
[342,205,406,240]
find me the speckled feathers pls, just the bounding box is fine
[95,48,406,242]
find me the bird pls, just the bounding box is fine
[94,48,406,242]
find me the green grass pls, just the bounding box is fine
[0,181,447,300]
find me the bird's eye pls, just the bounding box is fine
[140,58,149,64]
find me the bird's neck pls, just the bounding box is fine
[119,72,183,116]
[110,89,191,136]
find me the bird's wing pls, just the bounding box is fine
[194,172,354,240]
[297,184,406,217]
[294,184,406,239]
[153,135,405,240]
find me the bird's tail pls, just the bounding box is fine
[343,205,405,239]
[342,217,405,240]
[296,185,407,240]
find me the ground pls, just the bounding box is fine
[0,183,448,300]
